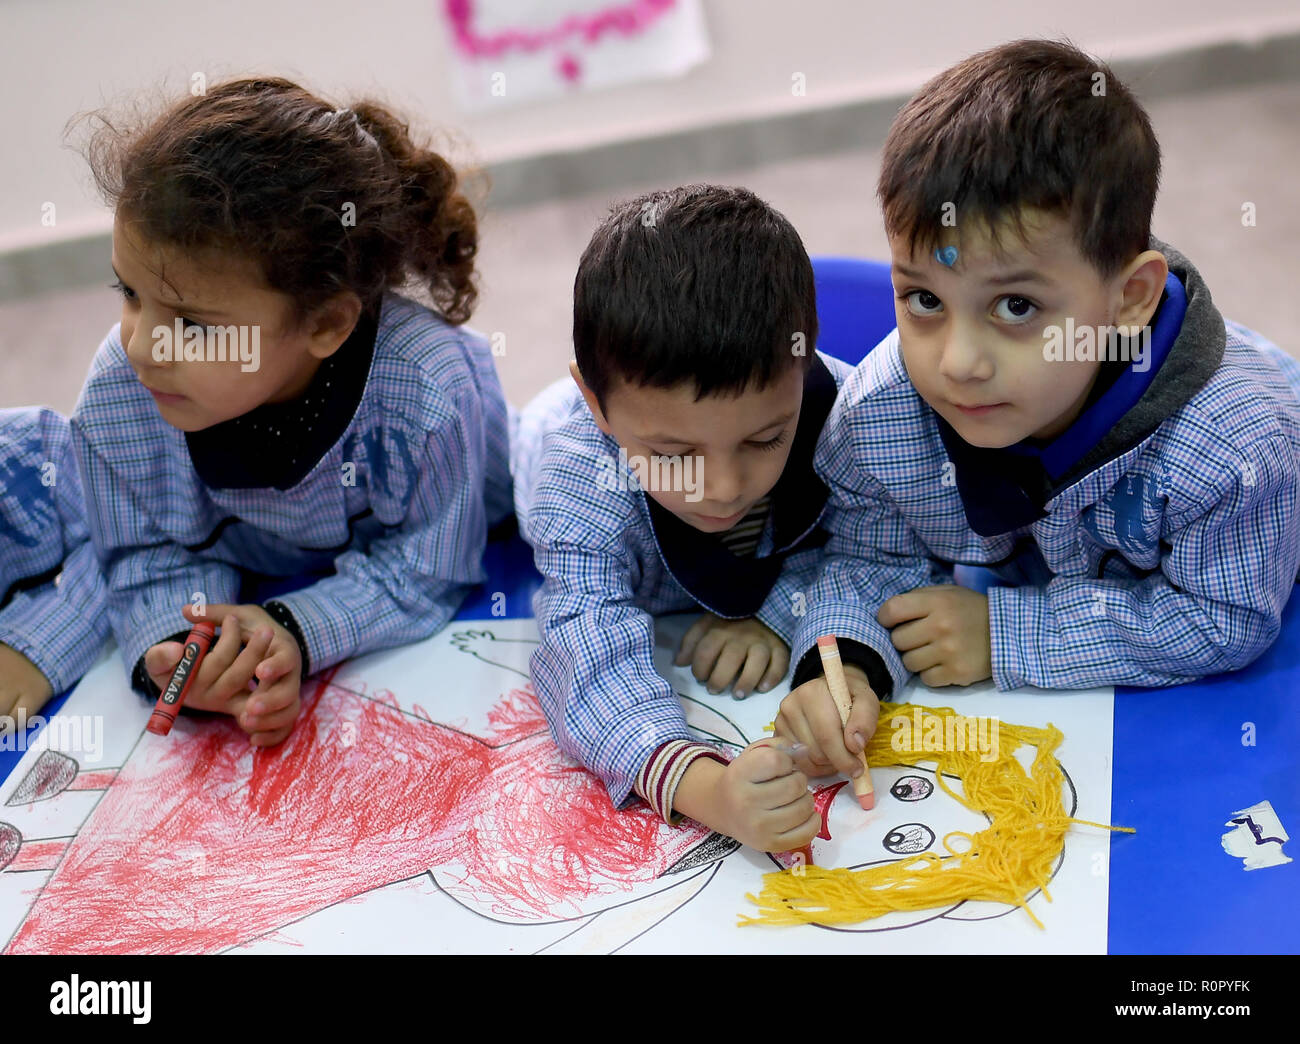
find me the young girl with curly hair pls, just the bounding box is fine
[72,77,512,745]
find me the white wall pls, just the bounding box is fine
[2,0,1299,252]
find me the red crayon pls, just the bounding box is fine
[146,621,217,737]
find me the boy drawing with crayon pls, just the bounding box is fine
[777,39,1300,778]
[513,185,858,852]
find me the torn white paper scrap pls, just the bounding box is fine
[1221,800,1292,870]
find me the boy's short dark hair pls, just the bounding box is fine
[878,39,1161,277]
[574,184,817,410]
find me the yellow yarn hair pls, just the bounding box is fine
[740,701,1134,929]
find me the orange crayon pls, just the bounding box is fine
[816,634,875,810]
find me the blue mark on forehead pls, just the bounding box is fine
[935,245,959,267]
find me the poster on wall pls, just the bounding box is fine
[441,0,711,109]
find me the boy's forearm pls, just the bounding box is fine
[670,756,727,829]
[987,579,1274,689]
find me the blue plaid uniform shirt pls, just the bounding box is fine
[0,408,110,693]
[791,321,1300,693]
[72,293,512,682]
[513,352,852,805]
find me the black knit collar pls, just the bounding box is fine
[186,307,379,491]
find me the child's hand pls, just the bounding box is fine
[775,664,879,781]
[676,741,819,852]
[0,642,55,724]
[878,585,992,686]
[142,605,303,746]
[674,614,790,698]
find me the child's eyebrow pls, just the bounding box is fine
[641,411,797,445]
[744,410,797,437]
[892,263,1051,288]
[892,264,928,281]
[110,264,229,318]
[984,269,1051,287]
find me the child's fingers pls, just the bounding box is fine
[201,613,244,677]
[803,684,864,779]
[735,739,801,785]
[773,700,825,755]
[705,640,749,695]
[241,696,300,735]
[762,786,817,836]
[887,617,934,652]
[844,686,880,756]
[244,672,299,718]
[674,613,717,666]
[757,641,789,693]
[198,629,273,709]
[184,602,251,635]
[752,767,811,811]
[248,723,294,748]
[181,602,212,625]
[901,644,942,674]
[772,709,834,776]
[765,800,821,850]
[143,641,184,685]
[244,681,302,746]
[877,589,936,629]
[180,614,244,706]
[918,665,955,687]
[732,643,772,700]
[689,628,729,685]
[254,644,298,686]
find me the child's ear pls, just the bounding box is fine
[303,292,364,360]
[1112,250,1169,336]
[569,360,614,435]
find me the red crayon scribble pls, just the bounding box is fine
[67,770,118,791]
[6,674,711,954]
[6,838,68,874]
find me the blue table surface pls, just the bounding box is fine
[3,532,1295,953]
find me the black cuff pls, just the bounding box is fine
[791,636,895,699]
[131,629,192,699]
[487,512,519,542]
[263,600,311,677]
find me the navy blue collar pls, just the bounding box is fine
[938,272,1186,536]
[1014,271,1186,482]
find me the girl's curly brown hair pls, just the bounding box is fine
[78,77,480,325]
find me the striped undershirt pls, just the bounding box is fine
[634,740,730,824]
[717,495,771,558]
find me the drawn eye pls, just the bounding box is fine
[890,775,934,801]
[883,823,936,855]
